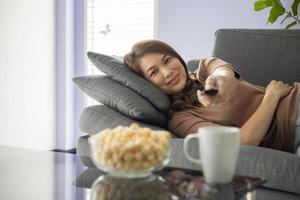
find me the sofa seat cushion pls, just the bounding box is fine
[77,136,300,194]
[73,75,167,127]
[87,52,170,113]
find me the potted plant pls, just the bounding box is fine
[254,0,300,28]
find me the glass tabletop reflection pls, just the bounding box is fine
[0,146,89,200]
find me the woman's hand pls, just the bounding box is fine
[240,80,293,146]
[197,74,238,107]
[265,80,293,100]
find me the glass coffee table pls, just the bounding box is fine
[0,146,298,200]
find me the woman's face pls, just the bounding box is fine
[139,53,187,95]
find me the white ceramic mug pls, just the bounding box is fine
[183,126,240,184]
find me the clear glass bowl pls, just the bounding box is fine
[89,124,171,178]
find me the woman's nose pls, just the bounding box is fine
[161,68,173,78]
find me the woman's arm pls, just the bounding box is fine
[240,80,293,146]
[197,66,293,146]
[212,66,236,77]
[240,92,279,145]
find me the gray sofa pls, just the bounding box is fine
[74,29,300,198]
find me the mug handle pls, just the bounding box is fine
[183,134,202,165]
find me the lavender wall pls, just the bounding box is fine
[56,0,85,150]
[156,0,298,61]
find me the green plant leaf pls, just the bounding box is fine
[271,0,283,6]
[285,21,298,29]
[268,4,285,23]
[254,0,273,11]
[281,12,292,24]
[292,0,300,16]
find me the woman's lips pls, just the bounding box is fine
[168,74,180,85]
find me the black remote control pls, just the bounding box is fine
[203,89,218,96]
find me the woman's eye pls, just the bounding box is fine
[165,56,172,64]
[150,69,159,77]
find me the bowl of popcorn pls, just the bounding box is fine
[89,123,171,178]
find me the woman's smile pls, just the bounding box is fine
[167,74,180,85]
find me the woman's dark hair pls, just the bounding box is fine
[123,39,203,119]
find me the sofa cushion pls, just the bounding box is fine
[87,51,170,113]
[213,29,300,87]
[235,145,300,195]
[167,139,300,195]
[79,104,167,135]
[77,136,300,195]
[186,59,200,72]
[73,75,166,127]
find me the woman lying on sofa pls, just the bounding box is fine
[123,39,300,154]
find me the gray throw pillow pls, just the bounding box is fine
[73,75,167,127]
[79,104,166,135]
[87,51,170,113]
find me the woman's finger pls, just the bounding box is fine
[197,90,211,107]
[205,76,218,90]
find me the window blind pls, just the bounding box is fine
[86,0,155,106]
